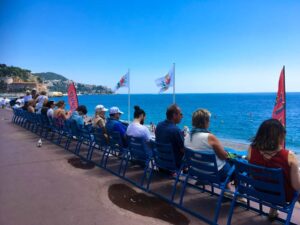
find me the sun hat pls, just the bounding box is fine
[109,106,123,115]
[95,104,108,112]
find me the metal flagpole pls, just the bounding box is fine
[173,63,175,104]
[128,69,130,123]
[283,65,286,149]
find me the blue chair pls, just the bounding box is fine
[227,159,299,225]
[87,128,109,161]
[102,131,127,175]
[123,136,154,189]
[179,147,235,225]
[149,141,184,201]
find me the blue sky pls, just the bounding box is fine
[1,0,299,93]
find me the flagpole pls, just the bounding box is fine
[128,69,130,123]
[283,65,286,148]
[173,63,175,104]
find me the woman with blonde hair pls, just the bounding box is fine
[184,109,230,181]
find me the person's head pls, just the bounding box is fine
[192,109,211,129]
[56,100,65,109]
[166,104,183,124]
[26,90,30,96]
[77,105,88,115]
[40,90,47,96]
[251,119,286,151]
[31,89,37,96]
[109,106,123,120]
[95,105,108,116]
[46,100,55,108]
[133,105,146,125]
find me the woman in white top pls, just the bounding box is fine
[184,109,230,182]
[126,106,151,141]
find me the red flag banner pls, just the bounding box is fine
[272,66,286,127]
[68,82,78,112]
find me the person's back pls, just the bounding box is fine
[248,119,300,213]
[69,105,87,129]
[155,104,184,168]
[249,147,294,201]
[127,122,151,141]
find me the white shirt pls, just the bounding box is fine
[126,122,151,141]
[47,108,54,118]
[184,132,226,171]
[35,95,48,111]
[23,95,32,102]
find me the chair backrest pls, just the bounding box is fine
[184,147,220,184]
[127,136,150,162]
[152,141,178,172]
[108,131,123,150]
[69,119,80,137]
[94,128,108,147]
[234,159,286,205]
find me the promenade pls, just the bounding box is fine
[0,108,299,225]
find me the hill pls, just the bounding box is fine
[0,64,113,94]
[33,72,68,81]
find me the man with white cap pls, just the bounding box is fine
[92,104,108,129]
[105,106,127,146]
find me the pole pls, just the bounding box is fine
[128,69,130,123]
[173,63,175,104]
[283,65,286,148]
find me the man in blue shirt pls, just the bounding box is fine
[106,106,128,146]
[155,104,184,168]
[69,105,88,128]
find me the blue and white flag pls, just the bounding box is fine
[155,67,174,93]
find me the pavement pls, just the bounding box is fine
[0,108,299,225]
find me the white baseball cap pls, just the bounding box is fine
[109,106,123,115]
[95,105,108,112]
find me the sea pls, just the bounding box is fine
[51,93,300,155]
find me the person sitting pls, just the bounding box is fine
[184,109,231,182]
[35,91,48,113]
[106,106,127,146]
[53,101,70,126]
[155,104,184,169]
[23,90,32,103]
[248,119,300,219]
[92,104,108,129]
[46,101,55,118]
[126,105,151,142]
[69,105,88,128]
[27,100,36,113]
[41,100,55,118]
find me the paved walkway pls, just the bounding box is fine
[0,109,299,225]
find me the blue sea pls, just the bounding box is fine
[51,93,300,154]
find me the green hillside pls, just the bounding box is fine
[33,72,68,81]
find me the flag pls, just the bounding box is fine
[115,72,129,91]
[272,66,286,127]
[68,82,78,112]
[155,67,174,93]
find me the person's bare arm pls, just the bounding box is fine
[208,134,228,160]
[288,151,300,190]
[247,146,252,161]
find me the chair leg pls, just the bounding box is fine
[179,175,189,205]
[226,192,238,225]
[213,187,226,224]
[171,171,181,201]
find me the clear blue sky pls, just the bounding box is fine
[1,0,299,93]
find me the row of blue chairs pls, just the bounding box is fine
[11,108,299,225]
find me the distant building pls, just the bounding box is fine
[7,82,38,92]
